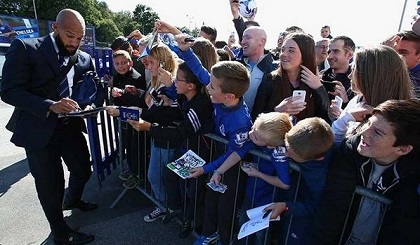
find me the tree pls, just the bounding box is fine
[112,11,141,37]
[132,4,159,35]
[96,18,121,44]
[0,0,37,18]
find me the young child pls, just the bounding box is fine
[128,60,214,237]
[107,44,181,220]
[211,112,293,245]
[188,61,253,245]
[264,117,334,245]
[110,50,146,189]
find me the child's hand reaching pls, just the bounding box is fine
[188,167,204,178]
[242,165,260,177]
[210,171,222,185]
[263,202,288,220]
[105,106,120,117]
[174,33,195,52]
[111,87,124,97]
[124,85,139,95]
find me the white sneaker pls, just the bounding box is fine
[143,207,166,222]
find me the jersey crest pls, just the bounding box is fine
[272,146,287,162]
[234,132,249,147]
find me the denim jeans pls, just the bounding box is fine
[148,141,176,205]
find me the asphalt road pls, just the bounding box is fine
[0,100,196,245]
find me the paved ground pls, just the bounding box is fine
[0,101,196,245]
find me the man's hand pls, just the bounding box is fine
[188,167,204,178]
[230,0,240,19]
[49,97,80,114]
[263,202,287,220]
[328,81,349,103]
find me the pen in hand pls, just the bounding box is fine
[263,210,271,219]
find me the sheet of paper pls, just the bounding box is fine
[238,203,280,240]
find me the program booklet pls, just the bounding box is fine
[167,150,206,179]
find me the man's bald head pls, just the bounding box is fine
[53,9,85,56]
[241,26,267,60]
[55,9,85,32]
[244,26,267,40]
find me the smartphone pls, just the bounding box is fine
[119,107,140,122]
[149,88,163,105]
[159,61,165,68]
[184,37,195,42]
[321,81,337,93]
[292,90,306,103]
[334,95,343,109]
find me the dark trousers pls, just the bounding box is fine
[164,167,206,221]
[202,163,246,245]
[25,126,92,237]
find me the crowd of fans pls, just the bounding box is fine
[100,1,420,244]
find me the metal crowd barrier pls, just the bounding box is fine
[86,113,393,244]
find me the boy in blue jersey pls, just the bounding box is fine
[188,61,252,245]
[210,112,293,245]
[263,117,334,245]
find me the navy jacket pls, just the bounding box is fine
[312,135,420,245]
[1,36,98,149]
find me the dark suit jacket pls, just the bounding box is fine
[0,35,96,150]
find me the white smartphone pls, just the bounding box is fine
[292,90,306,103]
[334,95,343,109]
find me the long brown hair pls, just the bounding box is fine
[271,32,319,121]
[353,45,413,107]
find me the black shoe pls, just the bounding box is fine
[178,219,192,238]
[63,200,98,212]
[53,230,94,245]
[162,209,180,224]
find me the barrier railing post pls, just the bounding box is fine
[85,115,104,185]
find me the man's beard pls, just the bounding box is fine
[55,33,78,56]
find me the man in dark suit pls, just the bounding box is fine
[1,9,98,245]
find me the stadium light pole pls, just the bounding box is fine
[398,0,408,31]
[32,0,38,19]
